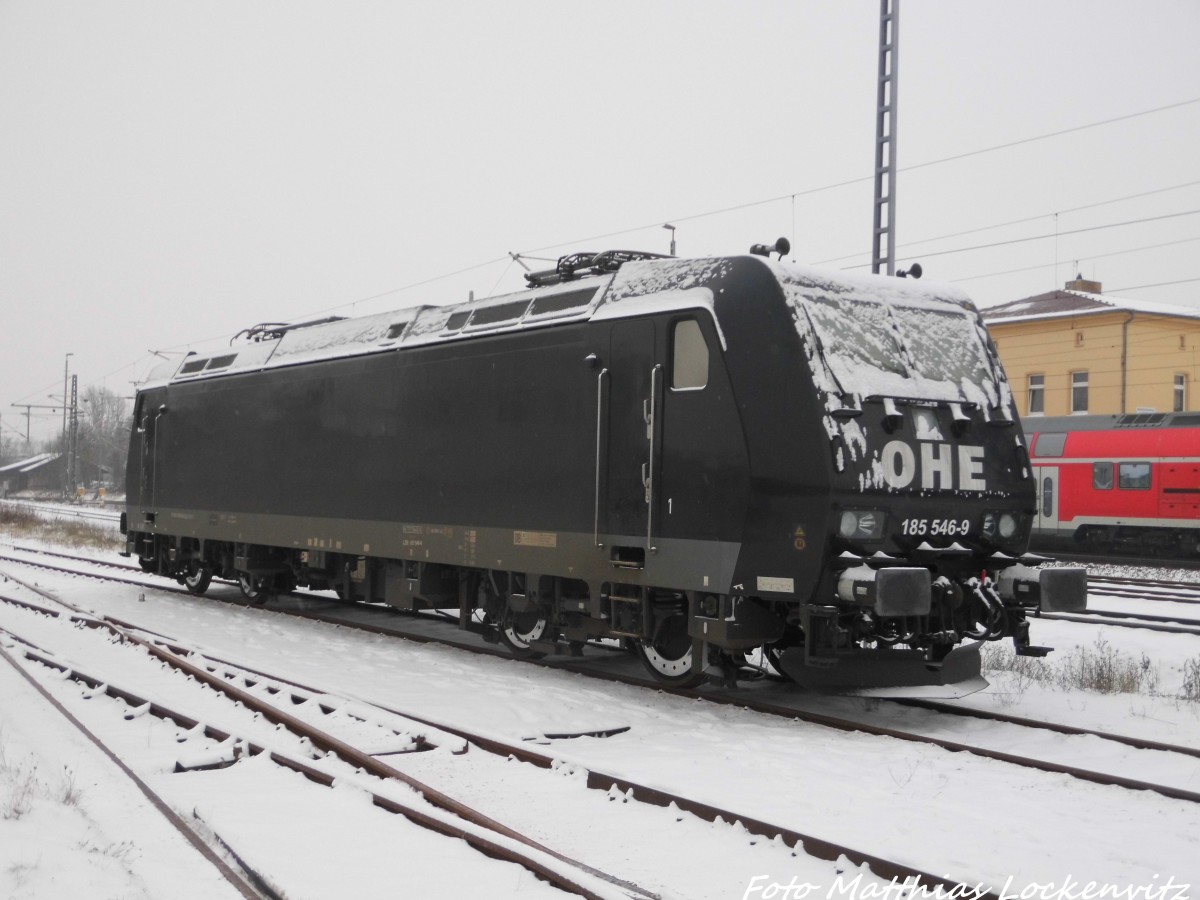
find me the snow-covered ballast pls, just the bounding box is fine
[123,245,1084,694]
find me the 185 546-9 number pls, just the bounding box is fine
[900,518,970,538]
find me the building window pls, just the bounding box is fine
[671,319,708,390]
[1119,462,1152,490]
[1093,462,1113,490]
[1175,373,1187,412]
[1071,371,1089,414]
[1027,374,1044,415]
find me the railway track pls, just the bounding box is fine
[1085,575,1200,604]
[1039,573,1200,633]
[1033,549,1200,573]
[4,548,1200,810]
[0,576,987,900]
[1040,608,1200,635]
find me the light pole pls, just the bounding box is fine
[662,224,676,257]
[61,353,73,496]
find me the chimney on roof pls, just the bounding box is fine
[1065,273,1102,294]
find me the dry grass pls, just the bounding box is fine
[0,733,85,820]
[982,636,1172,698]
[0,503,119,552]
[1183,657,1200,703]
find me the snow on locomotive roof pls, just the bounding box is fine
[146,254,994,398]
[149,278,616,387]
[773,260,1002,410]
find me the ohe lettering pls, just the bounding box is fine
[881,441,986,491]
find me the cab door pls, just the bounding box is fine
[601,319,658,555]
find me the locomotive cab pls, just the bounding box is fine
[697,261,1088,692]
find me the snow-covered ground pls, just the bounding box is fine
[2,527,1200,899]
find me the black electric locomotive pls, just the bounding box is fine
[122,245,1085,691]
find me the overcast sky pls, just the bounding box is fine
[1,1,1197,446]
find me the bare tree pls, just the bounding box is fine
[77,386,132,492]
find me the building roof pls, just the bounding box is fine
[980,289,1200,325]
[0,453,60,475]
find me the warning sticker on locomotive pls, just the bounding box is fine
[514,530,558,548]
[900,518,971,538]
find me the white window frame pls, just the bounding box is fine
[1027,374,1045,416]
[1175,373,1187,412]
[1071,371,1089,415]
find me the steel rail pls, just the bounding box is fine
[0,611,644,900]
[892,698,1200,760]
[6,555,1200,808]
[1039,609,1200,635]
[0,586,1000,900]
[0,639,264,900]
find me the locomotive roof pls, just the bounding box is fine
[140,254,985,393]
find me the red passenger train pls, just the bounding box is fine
[1028,413,1200,557]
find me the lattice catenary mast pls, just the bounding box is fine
[872,0,899,275]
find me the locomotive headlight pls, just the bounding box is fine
[982,510,1021,542]
[998,512,1019,539]
[838,509,886,541]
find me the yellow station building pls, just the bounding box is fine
[980,277,1200,418]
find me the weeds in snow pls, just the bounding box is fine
[984,633,1180,696]
[981,637,1200,702]
[78,839,136,862]
[1,766,39,820]
[0,734,86,819]
[1182,657,1200,703]
[0,502,118,551]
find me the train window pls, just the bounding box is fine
[671,319,708,390]
[529,288,595,318]
[893,307,991,386]
[443,311,471,332]
[1093,462,1114,490]
[1119,462,1152,490]
[206,354,237,370]
[179,358,208,375]
[469,300,530,327]
[1033,433,1066,457]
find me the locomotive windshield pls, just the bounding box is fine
[782,275,998,407]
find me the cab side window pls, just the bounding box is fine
[671,319,708,390]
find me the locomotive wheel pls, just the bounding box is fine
[183,562,213,596]
[636,614,705,687]
[500,610,549,659]
[237,572,270,605]
[138,556,155,574]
